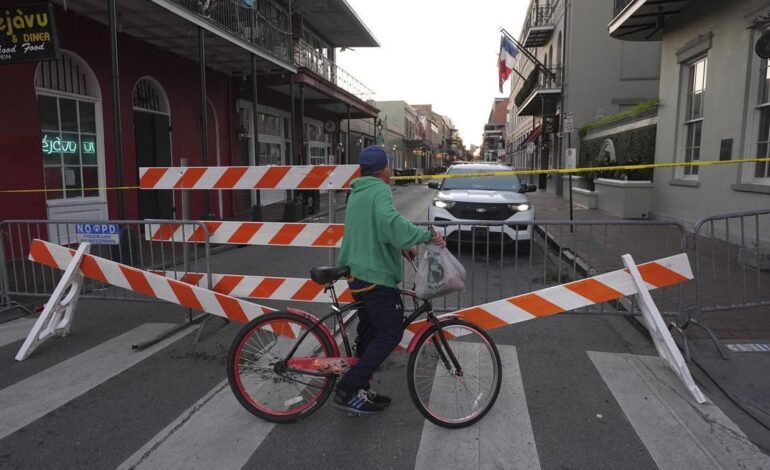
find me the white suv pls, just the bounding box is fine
[427,163,536,244]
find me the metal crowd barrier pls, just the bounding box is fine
[0,219,212,311]
[408,219,691,321]
[691,209,770,317]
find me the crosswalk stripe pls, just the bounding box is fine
[589,351,770,470]
[116,380,274,470]
[0,323,196,441]
[0,318,36,348]
[414,345,541,470]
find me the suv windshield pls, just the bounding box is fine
[441,167,521,192]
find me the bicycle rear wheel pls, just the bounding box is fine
[227,311,336,423]
[407,318,502,428]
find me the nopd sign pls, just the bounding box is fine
[0,4,59,65]
[75,223,120,245]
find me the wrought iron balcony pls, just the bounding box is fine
[515,66,562,116]
[613,0,635,17]
[609,0,690,41]
[294,40,375,102]
[523,5,555,47]
[171,0,291,63]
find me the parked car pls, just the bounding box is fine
[427,163,536,244]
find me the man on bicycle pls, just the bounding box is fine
[335,145,445,415]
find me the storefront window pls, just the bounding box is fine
[258,113,281,137]
[38,95,99,199]
[259,142,283,165]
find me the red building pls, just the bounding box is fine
[0,0,378,222]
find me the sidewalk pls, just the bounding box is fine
[529,190,770,430]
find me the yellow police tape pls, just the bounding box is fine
[1,157,769,192]
[389,157,770,181]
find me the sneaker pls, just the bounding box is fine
[363,388,392,407]
[332,387,385,415]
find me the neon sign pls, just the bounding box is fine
[42,134,95,155]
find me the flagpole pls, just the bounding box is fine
[500,27,557,81]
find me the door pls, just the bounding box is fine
[135,111,173,219]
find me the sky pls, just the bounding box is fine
[336,0,527,149]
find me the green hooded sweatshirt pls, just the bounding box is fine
[338,176,432,288]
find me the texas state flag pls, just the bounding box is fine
[498,36,519,92]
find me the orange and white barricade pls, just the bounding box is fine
[145,221,344,247]
[139,164,359,190]
[22,239,705,405]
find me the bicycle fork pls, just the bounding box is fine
[428,316,463,376]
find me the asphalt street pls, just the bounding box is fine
[1,183,768,469]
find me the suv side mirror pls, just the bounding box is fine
[526,184,537,192]
[428,181,440,190]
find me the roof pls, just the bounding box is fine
[298,0,379,47]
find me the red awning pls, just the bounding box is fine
[519,125,543,149]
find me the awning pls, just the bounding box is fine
[518,125,543,149]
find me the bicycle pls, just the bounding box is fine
[227,263,502,429]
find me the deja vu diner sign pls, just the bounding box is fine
[0,3,59,65]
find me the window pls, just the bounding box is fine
[36,52,102,201]
[755,58,770,180]
[259,142,283,166]
[682,57,707,177]
[258,112,281,137]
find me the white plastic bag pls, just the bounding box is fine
[414,245,466,299]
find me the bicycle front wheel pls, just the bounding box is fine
[227,312,336,423]
[407,318,502,428]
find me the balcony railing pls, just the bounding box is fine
[613,0,636,18]
[526,5,555,28]
[294,40,375,102]
[514,66,563,108]
[523,4,556,47]
[171,0,292,63]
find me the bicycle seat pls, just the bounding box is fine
[310,266,350,285]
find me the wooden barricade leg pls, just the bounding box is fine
[622,253,707,404]
[15,243,90,361]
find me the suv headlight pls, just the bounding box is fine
[433,198,455,209]
[508,203,531,211]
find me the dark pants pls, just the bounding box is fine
[339,281,404,393]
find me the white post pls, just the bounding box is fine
[621,253,706,404]
[16,243,90,361]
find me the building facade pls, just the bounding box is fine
[508,0,661,191]
[0,0,378,223]
[609,0,770,227]
[483,98,509,161]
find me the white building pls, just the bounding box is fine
[609,0,770,227]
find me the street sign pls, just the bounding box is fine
[563,112,574,133]
[565,148,577,169]
[75,223,120,245]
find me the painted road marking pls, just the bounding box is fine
[589,351,770,470]
[116,380,274,470]
[725,343,770,352]
[0,323,195,440]
[415,345,541,470]
[0,318,36,348]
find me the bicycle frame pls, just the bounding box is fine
[282,285,463,377]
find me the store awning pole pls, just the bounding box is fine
[108,0,124,219]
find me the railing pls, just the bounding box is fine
[514,66,563,107]
[294,40,375,102]
[526,4,555,28]
[613,0,637,18]
[171,0,292,63]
